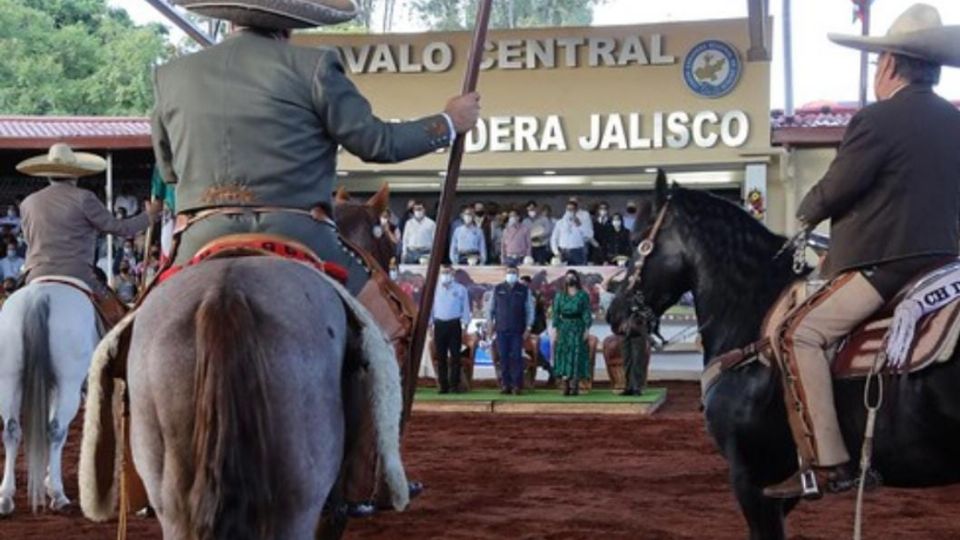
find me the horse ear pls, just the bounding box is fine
[367,183,390,215]
[654,168,669,209]
[334,186,350,205]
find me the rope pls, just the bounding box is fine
[853,350,885,540]
[116,381,128,540]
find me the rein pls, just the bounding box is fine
[626,198,671,290]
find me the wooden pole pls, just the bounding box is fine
[404,0,494,422]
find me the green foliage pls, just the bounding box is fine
[409,0,608,31]
[0,0,169,115]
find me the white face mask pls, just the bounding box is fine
[505,273,518,285]
[598,209,608,217]
[380,215,390,225]
[389,270,399,280]
[613,220,622,229]
[414,210,425,220]
[527,210,537,219]
[6,249,15,259]
[440,273,453,285]
[462,215,474,225]
[565,210,575,219]
[508,216,518,225]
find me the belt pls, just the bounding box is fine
[174,205,336,235]
[435,318,462,324]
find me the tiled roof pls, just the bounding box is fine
[0,116,152,150]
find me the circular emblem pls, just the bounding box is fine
[683,40,742,98]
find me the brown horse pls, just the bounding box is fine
[334,184,396,272]
[124,197,406,539]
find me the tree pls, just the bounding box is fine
[0,0,169,115]
[409,0,608,31]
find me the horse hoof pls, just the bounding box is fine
[0,496,14,516]
[48,495,71,512]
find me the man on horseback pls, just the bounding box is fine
[151,0,479,516]
[15,143,160,323]
[764,4,960,499]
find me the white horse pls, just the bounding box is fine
[0,280,98,515]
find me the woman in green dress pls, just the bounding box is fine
[552,270,593,395]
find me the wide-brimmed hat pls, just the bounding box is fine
[829,3,960,67]
[16,143,106,178]
[174,0,358,29]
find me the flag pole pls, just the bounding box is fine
[404,0,494,423]
[858,1,871,107]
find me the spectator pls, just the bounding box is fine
[486,265,534,395]
[552,270,593,396]
[568,196,594,245]
[593,201,614,264]
[112,260,138,304]
[525,201,554,265]
[0,277,16,309]
[431,264,471,393]
[501,209,531,266]
[137,246,163,283]
[0,205,21,235]
[520,275,555,385]
[551,200,589,265]
[623,201,640,232]
[489,211,507,263]
[614,295,653,396]
[401,201,436,264]
[115,193,139,218]
[0,241,24,280]
[472,201,494,260]
[450,207,486,265]
[377,209,400,245]
[607,213,633,265]
[115,238,139,276]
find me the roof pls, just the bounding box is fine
[771,107,856,146]
[0,116,152,150]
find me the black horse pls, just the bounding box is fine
[608,174,960,539]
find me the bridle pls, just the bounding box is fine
[627,196,671,290]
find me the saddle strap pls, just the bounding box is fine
[709,337,772,372]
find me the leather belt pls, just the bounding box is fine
[174,205,336,235]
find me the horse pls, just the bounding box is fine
[608,174,960,540]
[334,184,396,272]
[122,192,406,539]
[0,280,99,515]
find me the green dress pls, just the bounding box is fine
[552,290,593,380]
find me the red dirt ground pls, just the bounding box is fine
[2,382,959,539]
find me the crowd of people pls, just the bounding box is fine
[396,197,649,267]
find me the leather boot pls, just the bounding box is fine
[762,464,872,500]
[571,378,580,396]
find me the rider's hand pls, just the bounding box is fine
[445,92,481,134]
[145,200,163,222]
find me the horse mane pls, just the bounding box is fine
[671,187,797,307]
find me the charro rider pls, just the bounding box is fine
[764,4,960,499]
[152,0,480,515]
[15,143,160,323]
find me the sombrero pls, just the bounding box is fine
[16,143,106,178]
[829,3,960,67]
[174,0,358,29]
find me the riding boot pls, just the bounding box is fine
[563,379,571,396]
[571,378,580,396]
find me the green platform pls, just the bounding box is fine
[413,387,667,416]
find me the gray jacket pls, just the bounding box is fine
[152,29,452,214]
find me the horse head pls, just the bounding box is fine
[608,170,693,331]
[334,183,396,272]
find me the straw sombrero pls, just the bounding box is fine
[16,143,106,178]
[174,0,358,29]
[829,3,960,67]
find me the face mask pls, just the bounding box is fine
[527,210,537,219]
[566,277,579,287]
[372,225,384,239]
[462,215,474,225]
[475,210,485,218]
[389,270,399,280]
[6,251,15,259]
[508,216,518,225]
[626,207,637,215]
[6,210,14,217]
[505,273,518,285]
[565,210,575,219]
[4,288,14,294]
[440,274,453,285]
[380,216,390,225]
[613,220,622,229]
[414,210,425,220]
[598,209,608,217]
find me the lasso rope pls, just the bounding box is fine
[853,350,885,540]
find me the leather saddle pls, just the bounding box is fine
[759,259,960,379]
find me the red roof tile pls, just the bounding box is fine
[0,116,152,150]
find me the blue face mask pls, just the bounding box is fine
[505,273,518,285]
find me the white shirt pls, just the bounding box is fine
[0,255,24,280]
[576,209,594,240]
[402,216,436,254]
[551,215,588,253]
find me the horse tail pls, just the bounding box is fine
[189,285,275,540]
[21,292,53,512]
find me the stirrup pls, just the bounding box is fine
[799,468,820,498]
